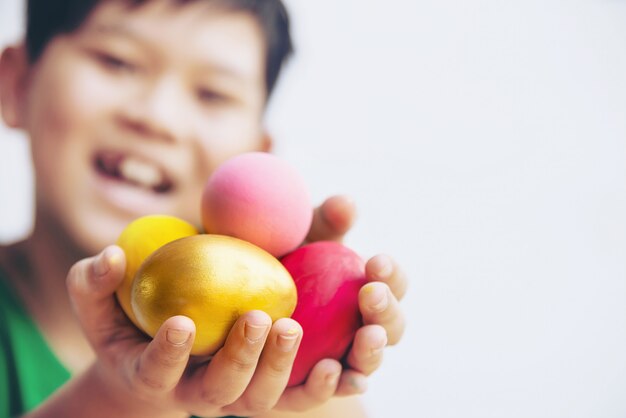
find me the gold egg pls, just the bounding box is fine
[131,234,297,356]
[116,215,198,329]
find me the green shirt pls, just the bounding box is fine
[0,272,71,417]
[0,272,242,418]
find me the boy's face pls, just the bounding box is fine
[5,0,270,254]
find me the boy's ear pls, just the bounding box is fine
[0,45,29,129]
[259,130,273,152]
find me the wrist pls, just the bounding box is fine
[89,363,187,418]
[25,363,187,418]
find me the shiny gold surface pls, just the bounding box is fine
[131,234,297,355]
[115,215,198,328]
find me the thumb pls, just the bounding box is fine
[66,245,130,350]
[305,195,357,243]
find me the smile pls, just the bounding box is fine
[93,151,173,193]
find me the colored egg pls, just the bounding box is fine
[115,215,198,328]
[201,152,313,258]
[131,234,298,356]
[280,241,367,386]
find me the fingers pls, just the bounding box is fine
[335,369,368,397]
[345,324,387,376]
[66,245,129,349]
[365,254,408,300]
[328,259,406,404]
[359,282,405,345]
[67,245,126,302]
[193,311,272,406]
[131,315,195,394]
[222,318,303,415]
[274,359,343,412]
[306,195,356,243]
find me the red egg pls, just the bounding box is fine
[201,152,313,257]
[281,241,367,387]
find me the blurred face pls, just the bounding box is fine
[14,1,269,254]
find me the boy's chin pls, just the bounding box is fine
[67,212,199,257]
[62,214,131,257]
[72,225,122,256]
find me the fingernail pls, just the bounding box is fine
[93,247,120,277]
[93,249,111,277]
[373,255,393,279]
[365,286,388,312]
[326,371,341,387]
[337,194,356,208]
[166,329,191,345]
[349,376,368,393]
[371,336,388,356]
[245,322,268,343]
[277,328,300,352]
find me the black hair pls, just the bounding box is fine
[25,0,293,97]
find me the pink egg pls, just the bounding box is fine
[281,241,367,387]
[201,152,313,257]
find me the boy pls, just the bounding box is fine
[0,0,407,416]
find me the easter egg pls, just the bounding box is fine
[201,152,313,258]
[116,215,198,328]
[280,241,367,386]
[131,234,298,356]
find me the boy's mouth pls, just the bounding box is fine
[94,151,173,193]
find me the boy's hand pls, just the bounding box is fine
[275,195,407,407]
[63,195,405,416]
[66,246,307,418]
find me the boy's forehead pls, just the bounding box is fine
[80,0,266,78]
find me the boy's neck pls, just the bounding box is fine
[29,212,87,287]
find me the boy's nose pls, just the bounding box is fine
[119,75,189,143]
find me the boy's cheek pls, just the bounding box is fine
[64,68,120,121]
[194,109,268,160]
[28,43,130,132]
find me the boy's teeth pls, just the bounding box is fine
[119,157,163,189]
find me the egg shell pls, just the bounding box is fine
[280,241,367,387]
[115,215,198,329]
[201,152,313,257]
[131,234,298,356]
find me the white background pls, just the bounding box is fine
[2,1,626,417]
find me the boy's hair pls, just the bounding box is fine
[25,0,293,97]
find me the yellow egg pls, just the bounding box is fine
[131,234,297,356]
[116,215,198,328]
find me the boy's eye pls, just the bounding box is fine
[197,88,229,105]
[94,52,136,73]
